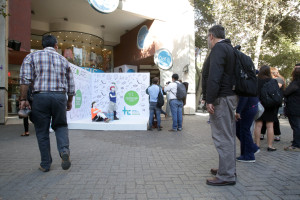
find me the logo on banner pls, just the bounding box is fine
[75,90,82,108]
[154,48,173,70]
[124,91,139,106]
[88,0,119,14]
[122,106,140,116]
[137,25,149,49]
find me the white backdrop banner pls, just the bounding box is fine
[67,64,150,122]
[67,64,93,121]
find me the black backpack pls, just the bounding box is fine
[157,87,164,107]
[231,45,258,97]
[175,82,187,100]
[260,79,283,108]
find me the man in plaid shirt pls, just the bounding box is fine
[19,35,75,172]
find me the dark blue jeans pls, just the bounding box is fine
[236,105,258,160]
[32,93,70,170]
[149,102,161,128]
[288,115,300,148]
[169,99,183,130]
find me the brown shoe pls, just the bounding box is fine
[206,177,236,186]
[284,146,300,152]
[210,168,218,175]
[39,166,50,172]
[21,132,30,136]
[61,152,71,170]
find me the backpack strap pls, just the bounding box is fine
[170,82,179,99]
[157,85,163,98]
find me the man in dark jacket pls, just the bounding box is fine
[204,25,238,186]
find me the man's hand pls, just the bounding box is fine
[235,113,241,121]
[206,103,214,114]
[19,84,29,109]
[66,101,72,111]
[19,100,31,110]
[66,95,73,111]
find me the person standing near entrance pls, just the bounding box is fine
[20,84,33,136]
[146,77,163,131]
[164,74,184,132]
[204,25,237,186]
[19,35,75,172]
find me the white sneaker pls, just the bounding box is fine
[274,136,280,141]
[237,159,256,163]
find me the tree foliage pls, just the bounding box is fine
[194,0,300,79]
[0,0,9,18]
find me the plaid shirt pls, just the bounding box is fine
[20,47,75,96]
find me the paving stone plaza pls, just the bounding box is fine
[0,115,299,200]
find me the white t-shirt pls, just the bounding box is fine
[164,81,179,100]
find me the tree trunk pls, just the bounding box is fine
[253,2,268,69]
[195,50,210,111]
[195,67,202,111]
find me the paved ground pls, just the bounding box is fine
[0,114,299,200]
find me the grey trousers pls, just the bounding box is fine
[210,95,238,182]
[108,101,116,112]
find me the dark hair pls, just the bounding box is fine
[152,77,159,84]
[42,35,57,48]
[292,68,300,81]
[91,101,96,108]
[172,73,179,80]
[296,63,300,67]
[258,65,272,79]
[208,25,225,39]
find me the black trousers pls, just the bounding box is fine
[23,117,29,132]
[32,93,70,170]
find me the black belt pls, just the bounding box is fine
[34,91,66,94]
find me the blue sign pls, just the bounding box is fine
[154,49,173,70]
[137,25,149,49]
[88,0,119,14]
[127,69,135,73]
[81,67,104,73]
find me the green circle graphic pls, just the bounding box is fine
[124,91,139,106]
[75,90,82,108]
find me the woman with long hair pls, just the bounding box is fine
[260,67,285,141]
[283,67,300,151]
[254,65,278,151]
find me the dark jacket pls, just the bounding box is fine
[284,80,300,116]
[206,39,236,104]
[236,96,259,114]
[201,53,210,101]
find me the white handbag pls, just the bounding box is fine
[254,102,264,120]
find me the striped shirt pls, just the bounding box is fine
[20,47,75,96]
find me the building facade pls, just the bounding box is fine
[0,0,196,124]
